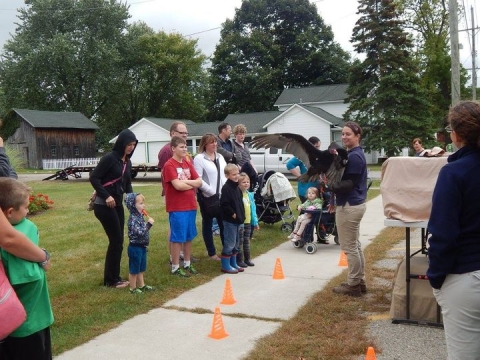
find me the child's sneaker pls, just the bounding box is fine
[287,232,295,239]
[292,234,302,242]
[140,285,155,292]
[129,288,143,294]
[171,268,190,278]
[184,265,198,275]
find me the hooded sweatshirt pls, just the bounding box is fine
[125,193,152,246]
[90,129,138,205]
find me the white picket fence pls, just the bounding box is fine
[42,158,100,170]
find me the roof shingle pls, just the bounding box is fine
[13,109,99,129]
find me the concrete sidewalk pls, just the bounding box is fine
[56,196,386,360]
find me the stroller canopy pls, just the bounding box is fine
[260,172,297,202]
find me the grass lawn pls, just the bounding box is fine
[22,177,383,356]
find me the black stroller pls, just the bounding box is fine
[254,170,296,232]
[291,190,338,254]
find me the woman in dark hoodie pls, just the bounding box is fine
[90,129,138,288]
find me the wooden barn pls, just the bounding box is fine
[4,109,99,169]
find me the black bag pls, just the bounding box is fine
[202,193,220,216]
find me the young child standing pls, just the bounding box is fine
[237,172,259,267]
[0,178,54,360]
[220,164,245,273]
[289,187,323,242]
[125,193,154,294]
[163,136,202,277]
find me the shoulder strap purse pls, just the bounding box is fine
[88,163,127,211]
[0,259,27,340]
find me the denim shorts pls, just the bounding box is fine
[128,245,147,274]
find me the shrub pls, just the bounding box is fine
[28,194,54,215]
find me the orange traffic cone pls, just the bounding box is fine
[208,307,229,340]
[272,257,285,279]
[220,278,236,305]
[338,251,348,267]
[365,346,377,360]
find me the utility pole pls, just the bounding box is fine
[449,0,461,105]
[472,6,477,100]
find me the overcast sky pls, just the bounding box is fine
[0,0,476,77]
[0,0,361,58]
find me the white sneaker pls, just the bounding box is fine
[287,233,295,239]
[292,234,302,242]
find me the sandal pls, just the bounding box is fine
[109,280,129,289]
[209,254,221,261]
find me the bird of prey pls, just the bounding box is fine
[250,133,348,186]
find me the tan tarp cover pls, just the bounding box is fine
[390,255,442,324]
[381,156,448,222]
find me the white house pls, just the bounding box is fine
[111,84,383,165]
[109,118,196,164]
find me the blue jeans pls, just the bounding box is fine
[222,222,239,256]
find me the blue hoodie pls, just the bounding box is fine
[125,192,152,246]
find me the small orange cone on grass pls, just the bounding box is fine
[272,257,285,279]
[220,278,236,305]
[208,307,229,340]
[338,251,348,267]
[365,346,377,360]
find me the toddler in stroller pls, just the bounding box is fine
[288,187,323,241]
[291,185,338,254]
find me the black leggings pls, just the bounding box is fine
[198,198,224,257]
[94,203,125,286]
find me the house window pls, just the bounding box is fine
[74,146,80,156]
[50,146,57,157]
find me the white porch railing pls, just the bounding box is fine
[42,158,100,170]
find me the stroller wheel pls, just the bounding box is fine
[305,243,317,254]
[334,235,339,245]
[281,223,293,233]
[293,240,305,248]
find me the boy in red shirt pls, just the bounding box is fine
[162,137,202,277]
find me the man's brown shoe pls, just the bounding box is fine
[332,283,362,297]
[341,282,367,294]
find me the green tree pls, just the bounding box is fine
[345,0,436,156]
[398,0,451,124]
[0,0,130,119]
[1,1,209,146]
[207,0,350,121]
[95,22,208,137]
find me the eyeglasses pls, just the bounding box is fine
[445,125,453,133]
[174,130,189,136]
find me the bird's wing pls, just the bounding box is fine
[250,133,317,167]
[325,146,349,186]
